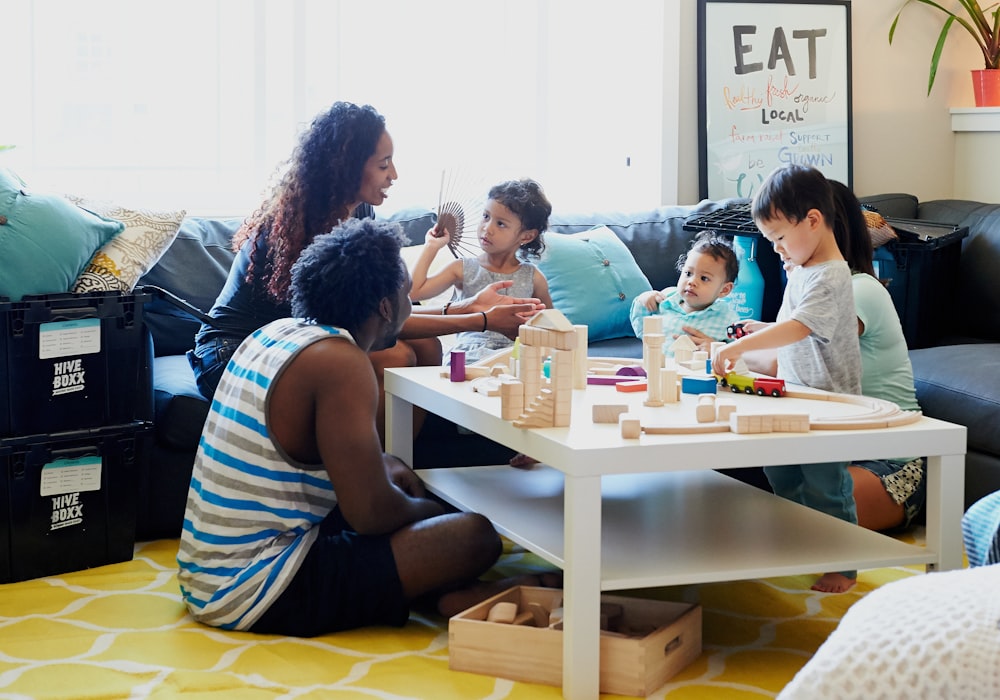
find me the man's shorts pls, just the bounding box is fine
[249,507,410,637]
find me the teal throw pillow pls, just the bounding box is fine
[0,170,125,300]
[538,225,653,342]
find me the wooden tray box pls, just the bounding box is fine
[449,586,701,697]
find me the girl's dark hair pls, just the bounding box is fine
[676,230,740,283]
[290,218,407,332]
[487,178,552,259]
[829,180,876,278]
[235,101,387,302]
[751,164,836,228]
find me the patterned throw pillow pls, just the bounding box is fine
[68,195,186,293]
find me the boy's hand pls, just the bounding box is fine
[711,342,741,377]
[680,326,713,352]
[637,290,665,312]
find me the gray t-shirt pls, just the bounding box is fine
[776,260,862,395]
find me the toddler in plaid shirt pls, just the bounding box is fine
[629,230,740,352]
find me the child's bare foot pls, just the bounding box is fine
[509,453,540,469]
[436,571,563,618]
[811,572,856,593]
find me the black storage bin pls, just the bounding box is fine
[0,291,152,438]
[0,421,151,583]
[874,219,969,350]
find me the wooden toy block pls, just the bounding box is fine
[512,610,535,626]
[548,606,564,627]
[772,413,810,432]
[588,375,635,385]
[526,308,574,332]
[681,376,717,395]
[487,601,518,623]
[527,601,550,628]
[695,395,717,423]
[500,379,524,420]
[661,369,679,403]
[716,399,736,421]
[616,380,648,393]
[573,325,588,390]
[620,414,641,438]
[730,413,774,434]
[617,365,646,377]
[593,404,629,423]
[642,315,663,335]
[691,350,708,364]
[449,351,466,381]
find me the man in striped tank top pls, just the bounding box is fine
[178,218,554,635]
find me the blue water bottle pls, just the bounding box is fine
[729,235,765,321]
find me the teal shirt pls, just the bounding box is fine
[853,272,920,411]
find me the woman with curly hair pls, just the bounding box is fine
[188,101,540,441]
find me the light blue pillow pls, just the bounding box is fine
[0,170,124,300]
[538,225,653,342]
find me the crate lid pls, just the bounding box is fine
[884,218,969,249]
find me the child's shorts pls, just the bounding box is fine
[249,507,409,637]
[854,457,926,529]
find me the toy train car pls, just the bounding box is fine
[718,372,786,397]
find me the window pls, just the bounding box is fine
[4,0,666,216]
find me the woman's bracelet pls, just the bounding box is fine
[442,302,451,315]
[480,311,488,332]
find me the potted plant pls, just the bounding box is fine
[889,0,1000,105]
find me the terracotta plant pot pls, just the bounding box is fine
[971,69,1000,107]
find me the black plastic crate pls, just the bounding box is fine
[0,421,151,583]
[875,219,969,349]
[0,291,151,438]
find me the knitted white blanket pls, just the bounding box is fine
[779,564,1000,699]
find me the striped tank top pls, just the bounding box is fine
[177,319,352,630]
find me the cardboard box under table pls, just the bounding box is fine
[449,586,702,696]
[0,421,152,583]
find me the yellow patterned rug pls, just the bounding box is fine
[0,535,922,699]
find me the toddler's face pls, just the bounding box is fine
[477,199,531,253]
[758,210,821,268]
[677,251,733,312]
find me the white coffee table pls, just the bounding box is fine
[384,366,967,700]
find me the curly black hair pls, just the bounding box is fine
[290,217,408,334]
[236,101,387,302]
[487,178,552,259]
[676,230,740,283]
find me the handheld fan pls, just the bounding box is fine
[434,167,488,258]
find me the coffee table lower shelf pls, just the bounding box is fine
[416,465,935,590]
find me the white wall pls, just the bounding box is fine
[670,0,983,204]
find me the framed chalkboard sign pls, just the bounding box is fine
[697,0,852,200]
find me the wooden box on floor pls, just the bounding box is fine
[448,586,702,696]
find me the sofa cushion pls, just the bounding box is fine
[918,200,1000,342]
[138,216,242,356]
[153,354,210,451]
[69,196,186,293]
[910,344,1000,458]
[0,170,125,300]
[538,225,653,342]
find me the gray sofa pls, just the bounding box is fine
[133,194,999,540]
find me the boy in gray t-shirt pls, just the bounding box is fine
[711,164,863,594]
